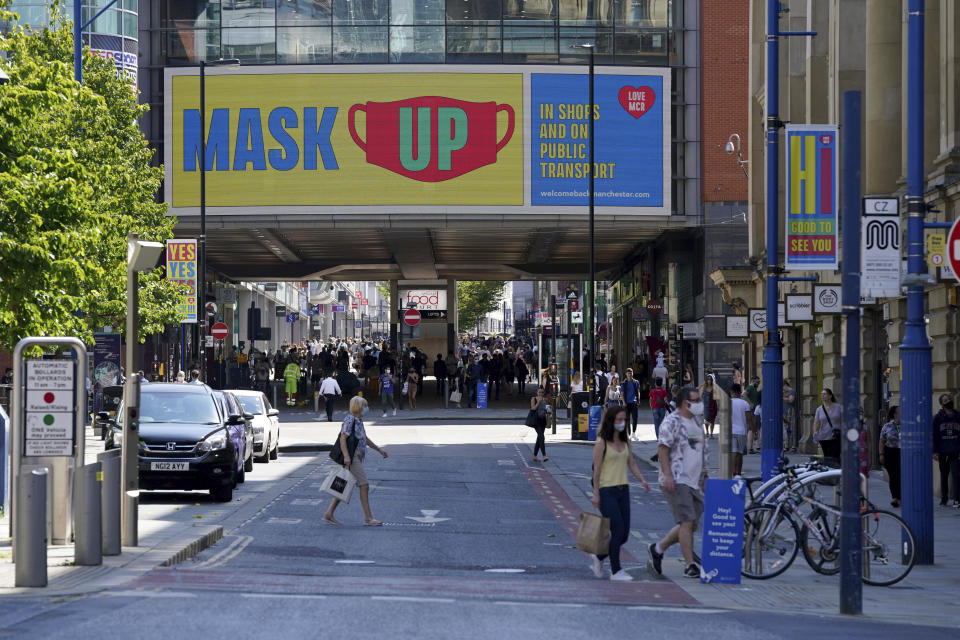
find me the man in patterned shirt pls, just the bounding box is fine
[647,385,709,579]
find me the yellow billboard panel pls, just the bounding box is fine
[169,72,523,207]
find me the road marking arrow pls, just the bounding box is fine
[405,509,451,524]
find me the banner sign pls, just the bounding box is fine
[785,125,838,270]
[165,66,670,216]
[93,333,122,389]
[399,289,447,311]
[476,382,488,409]
[725,316,748,338]
[588,405,602,441]
[861,198,901,298]
[813,285,842,313]
[700,478,746,584]
[165,239,198,323]
[785,295,813,322]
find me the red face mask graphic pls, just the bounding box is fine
[348,97,515,182]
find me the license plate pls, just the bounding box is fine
[150,461,189,471]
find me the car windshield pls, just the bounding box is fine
[139,391,220,424]
[237,395,264,415]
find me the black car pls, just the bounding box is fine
[102,383,251,502]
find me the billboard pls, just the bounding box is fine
[784,125,838,270]
[166,239,198,323]
[164,65,670,217]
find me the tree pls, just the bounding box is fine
[457,281,506,333]
[0,5,185,351]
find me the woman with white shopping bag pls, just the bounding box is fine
[323,396,389,526]
[589,407,651,581]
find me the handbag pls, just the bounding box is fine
[320,466,357,503]
[329,415,359,466]
[575,512,611,556]
[401,381,409,394]
[524,409,539,428]
[450,389,462,403]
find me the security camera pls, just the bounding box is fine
[725,141,735,155]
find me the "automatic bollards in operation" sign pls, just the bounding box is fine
[23,360,76,457]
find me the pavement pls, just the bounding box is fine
[0,407,958,637]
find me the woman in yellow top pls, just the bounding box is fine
[589,407,651,581]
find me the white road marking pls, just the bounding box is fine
[192,535,254,570]
[102,590,197,599]
[626,606,730,614]
[497,459,516,466]
[335,559,376,564]
[405,509,451,523]
[241,593,328,600]
[372,596,456,604]
[266,517,302,524]
[291,498,323,506]
[484,568,526,573]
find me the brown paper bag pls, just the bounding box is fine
[576,512,611,556]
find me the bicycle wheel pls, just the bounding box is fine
[742,504,800,579]
[799,506,841,575]
[861,509,916,586]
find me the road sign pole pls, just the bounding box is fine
[839,90,863,616]
[901,0,934,565]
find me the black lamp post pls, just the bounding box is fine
[572,43,595,403]
[199,58,240,380]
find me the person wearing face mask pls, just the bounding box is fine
[648,386,709,580]
[589,407,651,581]
[323,396,389,526]
[933,394,960,508]
[379,366,397,417]
[879,405,901,508]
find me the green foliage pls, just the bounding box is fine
[376,281,391,306]
[0,4,185,351]
[456,281,506,333]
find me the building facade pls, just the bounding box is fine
[712,1,960,485]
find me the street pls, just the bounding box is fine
[0,418,955,639]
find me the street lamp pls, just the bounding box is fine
[571,43,595,404]
[123,234,164,546]
[199,58,240,381]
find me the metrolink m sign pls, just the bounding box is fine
[163,64,671,217]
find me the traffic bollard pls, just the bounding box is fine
[314,391,319,413]
[74,462,102,566]
[15,468,48,588]
[122,491,138,547]
[99,450,121,556]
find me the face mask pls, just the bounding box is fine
[689,401,704,416]
[614,421,626,432]
[944,401,954,410]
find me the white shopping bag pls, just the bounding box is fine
[320,466,357,503]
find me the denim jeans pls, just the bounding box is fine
[597,485,630,575]
[652,407,667,439]
[380,391,396,413]
[625,403,639,434]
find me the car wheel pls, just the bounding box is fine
[237,462,246,484]
[211,484,233,502]
[269,438,278,460]
[244,452,254,472]
[259,436,271,464]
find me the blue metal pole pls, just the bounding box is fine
[73,0,82,83]
[839,90,863,616]
[761,0,784,481]
[902,0,934,565]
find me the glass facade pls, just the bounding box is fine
[156,0,679,66]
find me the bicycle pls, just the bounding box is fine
[742,466,916,586]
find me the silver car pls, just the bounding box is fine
[229,389,280,462]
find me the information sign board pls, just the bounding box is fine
[23,361,75,457]
[700,478,746,584]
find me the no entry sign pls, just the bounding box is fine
[947,218,960,284]
[403,308,421,326]
[210,322,229,340]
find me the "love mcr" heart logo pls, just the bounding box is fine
[618,86,656,119]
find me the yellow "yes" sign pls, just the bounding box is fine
[927,233,946,267]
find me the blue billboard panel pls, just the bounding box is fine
[531,72,667,209]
